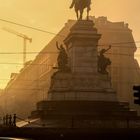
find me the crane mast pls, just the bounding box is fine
[2,27,32,66]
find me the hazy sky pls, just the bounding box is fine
[0,0,140,88]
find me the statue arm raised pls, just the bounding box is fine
[56,41,60,50]
[105,45,112,52]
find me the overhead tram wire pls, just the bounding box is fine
[0,44,139,55]
[0,42,140,55]
[98,41,140,46]
[0,62,56,65]
[0,18,65,37]
[0,62,139,70]
[0,51,139,57]
[0,53,139,66]
[0,18,140,46]
[0,51,58,54]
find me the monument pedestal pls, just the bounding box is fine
[29,20,140,128]
[48,72,116,101]
[48,20,117,102]
[64,20,99,74]
[30,100,140,128]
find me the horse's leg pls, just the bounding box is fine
[75,10,79,20]
[87,9,89,20]
[77,11,79,20]
[80,9,83,20]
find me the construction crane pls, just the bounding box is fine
[2,27,32,66]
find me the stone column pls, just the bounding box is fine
[64,20,101,74]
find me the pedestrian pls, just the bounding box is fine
[13,114,16,127]
[5,114,8,126]
[9,115,12,126]
[3,116,6,125]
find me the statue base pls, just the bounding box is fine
[48,72,116,102]
[28,20,140,128]
[30,100,140,128]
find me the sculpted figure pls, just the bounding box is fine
[98,45,112,74]
[70,0,91,20]
[56,41,68,71]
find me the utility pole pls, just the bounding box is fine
[2,27,32,66]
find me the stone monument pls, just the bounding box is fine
[69,0,91,20]
[29,3,140,129]
[48,20,116,102]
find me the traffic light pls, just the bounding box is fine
[133,85,140,105]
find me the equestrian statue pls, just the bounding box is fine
[70,0,92,20]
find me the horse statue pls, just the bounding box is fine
[70,0,91,20]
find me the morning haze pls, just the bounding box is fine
[0,0,140,88]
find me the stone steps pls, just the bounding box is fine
[31,100,139,122]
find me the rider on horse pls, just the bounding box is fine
[70,0,91,20]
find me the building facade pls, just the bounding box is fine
[0,17,140,118]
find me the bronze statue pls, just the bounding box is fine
[98,45,111,74]
[70,0,91,20]
[56,41,68,71]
